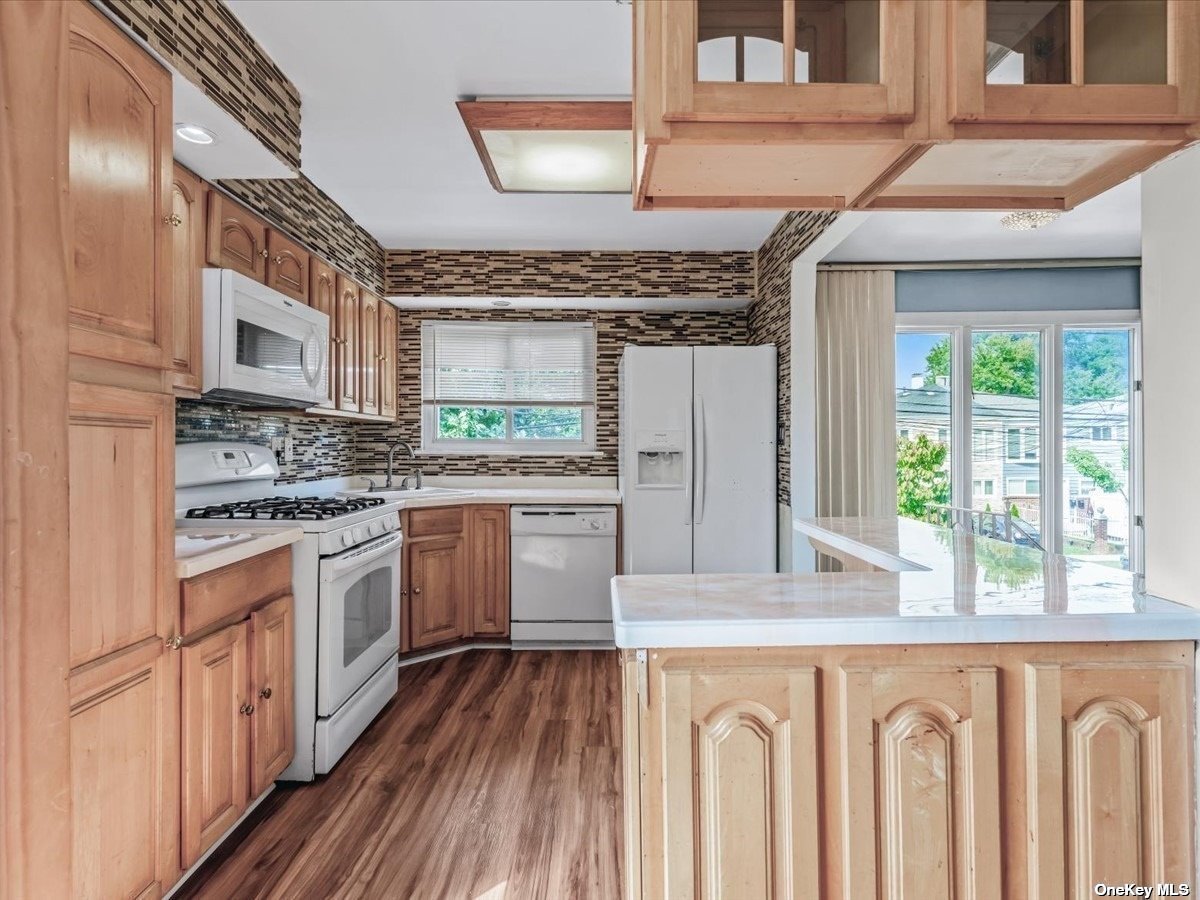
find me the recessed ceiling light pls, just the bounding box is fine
[1001,210,1061,231]
[175,123,216,145]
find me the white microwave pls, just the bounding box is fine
[202,269,329,408]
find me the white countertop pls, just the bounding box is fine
[611,516,1200,648]
[175,526,304,579]
[337,484,622,509]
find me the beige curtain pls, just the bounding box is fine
[815,269,897,519]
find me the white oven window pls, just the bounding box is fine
[343,567,393,667]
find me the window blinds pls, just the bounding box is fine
[421,321,597,408]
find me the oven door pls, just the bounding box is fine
[317,530,402,717]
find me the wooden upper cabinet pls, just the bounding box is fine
[359,289,381,416]
[206,190,268,281]
[408,534,466,650]
[335,275,361,413]
[947,0,1200,124]
[379,299,398,420]
[1026,659,1194,894]
[67,0,172,371]
[658,0,915,123]
[266,228,310,304]
[68,382,174,669]
[468,506,509,636]
[309,258,338,409]
[181,621,250,868]
[250,596,294,798]
[169,164,205,394]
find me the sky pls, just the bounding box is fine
[895,332,945,389]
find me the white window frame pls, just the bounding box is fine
[420,322,599,456]
[897,310,1142,571]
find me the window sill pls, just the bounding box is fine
[417,449,604,458]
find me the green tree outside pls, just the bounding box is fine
[896,434,950,520]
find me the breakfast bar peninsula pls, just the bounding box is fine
[613,517,1200,900]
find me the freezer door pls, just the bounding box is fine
[620,345,694,574]
[692,345,778,573]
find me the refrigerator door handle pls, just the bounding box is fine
[695,394,706,524]
[683,397,693,525]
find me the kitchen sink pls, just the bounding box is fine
[339,486,473,501]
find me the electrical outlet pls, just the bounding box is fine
[269,436,286,454]
[285,436,295,463]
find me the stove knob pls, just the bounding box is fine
[590,520,602,530]
[370,521,381,536]
[341,532,353,548]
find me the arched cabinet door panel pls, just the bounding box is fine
[359,289,381,416]
[206,191,268,281]
[308,258,338,409]
[334,275,361,413]
[266,229,310,304]
[67,0,173,371]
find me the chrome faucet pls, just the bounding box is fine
[385,440,419,490]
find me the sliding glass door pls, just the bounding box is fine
[895,317,1139,570]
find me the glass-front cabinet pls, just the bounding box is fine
[949,0,1199,122]
[657,0,915,122]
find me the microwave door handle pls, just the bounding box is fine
[301,329,322,387]
[329,532,402,577]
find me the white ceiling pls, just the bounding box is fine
[225,0,783,251]
[823,175,1142,263]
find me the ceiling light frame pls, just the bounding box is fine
[457,100,632,194]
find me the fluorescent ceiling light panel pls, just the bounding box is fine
[480,130,631,193]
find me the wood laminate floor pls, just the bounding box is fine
[177,650,623,900]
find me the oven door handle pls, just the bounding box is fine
[327,531,402,577]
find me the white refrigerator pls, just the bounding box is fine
[618,345,777,574]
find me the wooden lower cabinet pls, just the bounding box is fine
[70,640,180,899]
[468,505,509,636]
[624,642,1195,900]
[181,621,250,868]
[251,595,295,797]
[408,534,466,649]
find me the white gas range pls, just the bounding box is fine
[176,442,403,781]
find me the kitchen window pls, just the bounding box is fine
[420,321,597,454]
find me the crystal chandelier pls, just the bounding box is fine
[1001,210,1062,231]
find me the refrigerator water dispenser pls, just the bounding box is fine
[635,430,684,488]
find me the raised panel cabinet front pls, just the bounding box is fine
[169,164,204,393]
[379,299,398,419]
[266,229,310,304]
[67,0,173,371]
[309,258,337,408]
[182,621,251,868]
[469,506,510,636]
[359,289,381,416]
[1026,660,1194,898]
[206,191,267,281]
[644,656,821,899]
[69,382,174,668]
[409,535,465,649]
[70,642,179,900]
[250,595,295,797]
[839,664,1003,900]
[335,275,361,413]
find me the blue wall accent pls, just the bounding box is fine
[896,266,1140,313]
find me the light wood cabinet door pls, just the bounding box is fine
[379,299,398,419]
[839,664,1002,900]
[468,506,509,636]
[309,258,337,408]
[359,288,381,416]
[266,229,310,304]
[642,654,822,899]
[408,535,466,649]
[1026,660,1194,898]
[67,0,172,371]
[169,164,204,394]
[206,191,267,282]
[69,382,175,669]
[70,640,179,900]
[334,275,361,413]
[250,595,295,798]
[182,621,251,868]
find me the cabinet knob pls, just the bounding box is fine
[259,687,272,700]
[273,255,284,265]
[166,634,183,650]
[400,589,408,597]
[260,249,270,258]
[240,703,255,716]
[413,587,421,595]
[163,213,183,227]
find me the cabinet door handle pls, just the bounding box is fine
[163,213,183,227]
[413,586,421,595]
[165,634,183,650]
[274,255,284,265]
[400,589,408,597]
[240,703,255,716]
[258,687,272,700]
[260,248,270,258]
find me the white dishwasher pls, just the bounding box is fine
[510,505,618,644]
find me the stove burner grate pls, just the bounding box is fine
[186,495,385,521]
